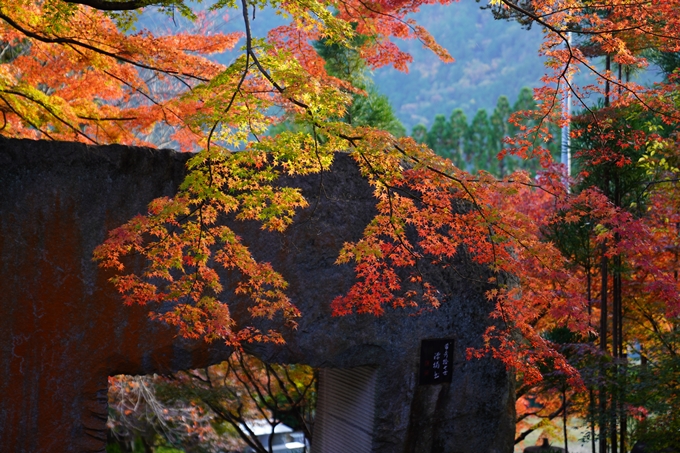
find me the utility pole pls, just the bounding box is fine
[561,31,572,181]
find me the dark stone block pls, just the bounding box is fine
[0,138,514,453]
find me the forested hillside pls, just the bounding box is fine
[138,0,547,132]
[373,0,545,130]
[411,87,561,176]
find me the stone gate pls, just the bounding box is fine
[0,138,514,453]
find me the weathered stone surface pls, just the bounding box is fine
[0,137,514,453]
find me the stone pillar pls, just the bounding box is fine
[0,138,514,453]
[314,367,377,453]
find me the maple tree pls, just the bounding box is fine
[483,0,680,449]
[5,1,680,450]
[510,98,680,449]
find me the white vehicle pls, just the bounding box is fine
[241,420,309,453]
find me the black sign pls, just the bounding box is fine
[419,339,454,385]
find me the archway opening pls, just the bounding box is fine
[106,350,316,453]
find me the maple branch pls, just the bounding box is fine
[353,147,523,298]
[77,115,137,121]
[63,0,170,10]
[181,205,209,308]
[514,399,566,444]
[500,0,680,125]
[239,0,309,113]
[221,6,360,151]
[534,1,655,20]
[573,54,680,122]
[560,61,599,129]
[500,0,660,37]
[101,68,169,118]
[249,52,309,112]
[506,11,598,149]
[263,362,309,432]
[359,151,428,286]
[75,42,193,106]
[305,124,326,219]
[197,390,266,453]
[392,143,496,257]
[387,191,434,302]
[343,0,450,61]
[632,26,680,43]
[500,0,568,36]
[387,143,577,331]
[0,11,209,83]
[644,178,680,191]
[0,89,97,143]
[348,150,439,306]
[281,366,315,439]
[234,353,276,420]
[516,409,544,423]
[630,298,678,356]
[388,144,518,327]
[242,88,262,143]
[206,2,256,151]
[527,75,569,155]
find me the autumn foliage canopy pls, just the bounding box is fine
[3,0,680,403]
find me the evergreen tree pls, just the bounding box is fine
[449,108,468,171]
[315,38,405,136]
[512,86,538,113]
[490,95,512,177]
[426,114,452,158]
[508,86,561,175]
[410,87,561,177]
[467,109,495,174]
[411,124,428,144]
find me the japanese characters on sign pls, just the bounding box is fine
[419,339,454,385]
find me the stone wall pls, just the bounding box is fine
[0,138,514,453]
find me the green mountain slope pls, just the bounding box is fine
[372,0,546,130]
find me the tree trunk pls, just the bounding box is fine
[605,55,611,108]
[563,386,569,453]
[599,240,608,453]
